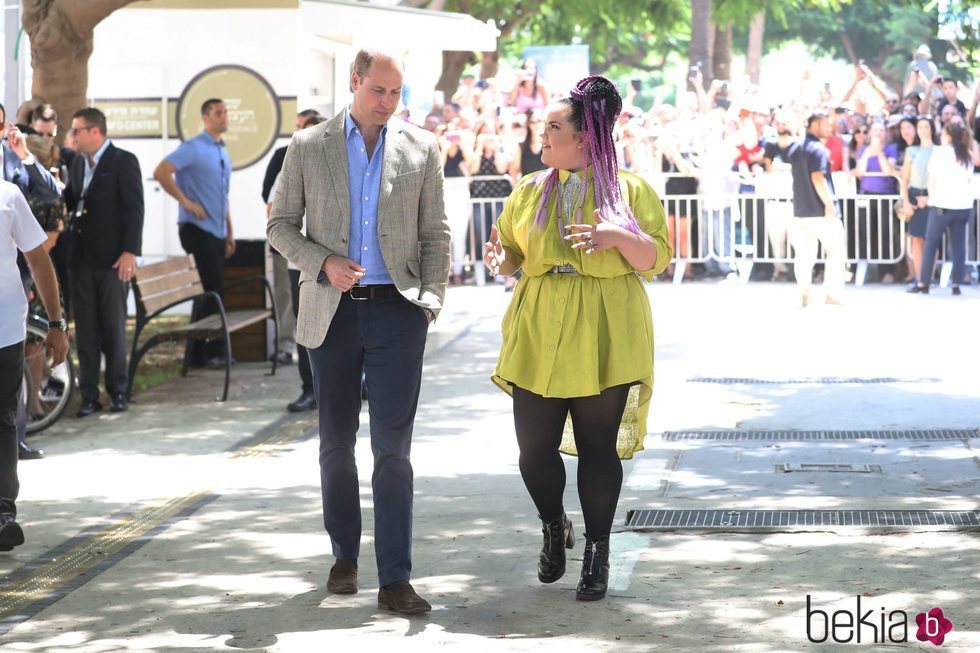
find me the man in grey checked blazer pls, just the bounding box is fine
[268,49,450,615]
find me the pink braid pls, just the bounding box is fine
[528,75,648,239]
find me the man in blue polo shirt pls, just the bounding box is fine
[154,98,234,366]
[785,111,846,307]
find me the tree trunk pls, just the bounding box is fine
[746,11,765,85]
[689,0,713,87]
[713,22,732,83]
[470,3,541,90]
[838,30,859,64]
[436,51,476,103]
[480,50,500,81]
[22,0,136,144]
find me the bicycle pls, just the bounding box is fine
[23,314,75,433]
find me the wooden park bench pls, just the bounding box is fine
[129,254,279,401]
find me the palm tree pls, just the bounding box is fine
[22,0,137,143]
[689,0,713,87]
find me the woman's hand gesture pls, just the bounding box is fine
[565,210,619,254]
[484,224,506,276]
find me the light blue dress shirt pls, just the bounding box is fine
[82,138,112,195]
[344,109,392,286]
[165,132,232,239]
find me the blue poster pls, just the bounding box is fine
[522,45,590,99]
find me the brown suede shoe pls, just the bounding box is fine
[327,559,358,594]
[377,581,431,614]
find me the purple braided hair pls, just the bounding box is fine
[530,75,647,238]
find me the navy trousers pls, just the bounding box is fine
[307,291,428,587]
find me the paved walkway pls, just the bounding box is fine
[2,281,978,652]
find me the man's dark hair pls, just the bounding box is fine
[807,110,830,130]
[303,114,327,129]
[0,102,5,123]
[73,107,108,137]
[297,109,319,120]
[31,103,57,123]
[945,120,972,168]
[201,98,224,116]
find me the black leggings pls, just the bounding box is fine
[512,383,631,539]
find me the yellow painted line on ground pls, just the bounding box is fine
[0,492,212,624]
[229,412,317,459]
[0,412,318,629]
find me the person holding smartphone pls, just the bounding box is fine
[1,105,60,203]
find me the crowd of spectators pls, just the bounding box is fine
[413,49,980,287]
[3,49,976,465]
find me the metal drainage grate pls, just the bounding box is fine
[687,377,939,385]
[662,429,979,441]
[625,510,980,530]
[776,463,881,473]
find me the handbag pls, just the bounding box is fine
[893,199,911,223]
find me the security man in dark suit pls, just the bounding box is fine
[63,108,144,417]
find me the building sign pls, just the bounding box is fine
[175,65,280,170]
[522,45,590,99]
[92,99,165,138]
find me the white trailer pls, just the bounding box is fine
[87,0,497,259]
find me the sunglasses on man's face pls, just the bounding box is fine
[38,131,56,138]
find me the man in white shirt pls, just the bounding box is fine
[0,179,68,551]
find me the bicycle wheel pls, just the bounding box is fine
[24,322,75,434]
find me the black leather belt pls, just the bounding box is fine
[347,284,399,300]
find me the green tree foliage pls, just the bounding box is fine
[755,2,950,88]
[712,0,841,29]
[444,0,688,77]
[935,0,980,75]
[434,0,970,103]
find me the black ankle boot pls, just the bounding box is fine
[576,534,610,601]
[538,513,574,583]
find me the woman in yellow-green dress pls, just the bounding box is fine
[484,75,672,602]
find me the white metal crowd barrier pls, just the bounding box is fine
[445,173,980,286]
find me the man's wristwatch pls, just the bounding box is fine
[49,317,67,331]
[422,308,436,324]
